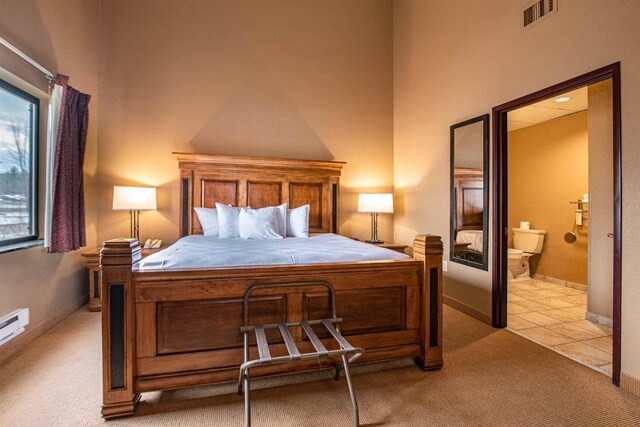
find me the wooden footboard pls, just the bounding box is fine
[100,234,443,419]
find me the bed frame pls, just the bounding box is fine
[100,153,443,419]
[453,167,484,232]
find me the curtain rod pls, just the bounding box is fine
[0,35,54,80]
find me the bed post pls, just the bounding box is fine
[100,239,141,419]
[412,234,444,371]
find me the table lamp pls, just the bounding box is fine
[112,186,157,242]
[358,193,393,243]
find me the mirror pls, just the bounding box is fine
[450,114,489,270]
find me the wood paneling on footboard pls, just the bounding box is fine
[101,235,443,418]
[136,329,420,378]
[152,286,409,355]
[304,287,407,336]
[135,343,421,393]
[134,264,418,301]
[157,295,287,354]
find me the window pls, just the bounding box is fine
[0,79,39,247]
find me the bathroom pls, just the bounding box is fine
[506,81,614,375]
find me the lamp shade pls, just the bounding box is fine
[113,186,157,211]
[358,193,393,213]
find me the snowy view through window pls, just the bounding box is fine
[0,82,36,244]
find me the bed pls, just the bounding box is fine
[139,233,411,270]
[100,153,444,418]
[452,168,484,263]
[456,230,483,252]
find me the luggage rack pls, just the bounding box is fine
[238,281,365,427]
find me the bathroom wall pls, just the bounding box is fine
[587,80,613,320]
[508,111,589,285]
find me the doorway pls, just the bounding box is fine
[491,63,622,385]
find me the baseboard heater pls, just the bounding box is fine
[0,309,29,346]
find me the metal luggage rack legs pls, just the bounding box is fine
[238,281,364,427]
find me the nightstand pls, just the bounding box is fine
[81,246,161,311]
[369,241,408,254]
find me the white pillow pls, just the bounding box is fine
[194,207,219,237]
[239,207,283,239]
[287,204,310,237]
[215,203,241,238]
[274,203,287,237]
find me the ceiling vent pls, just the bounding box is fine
[523,0,557,28]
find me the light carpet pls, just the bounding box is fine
[0,305,639,426]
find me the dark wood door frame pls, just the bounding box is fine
[491,62,622,385]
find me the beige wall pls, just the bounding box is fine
[3,0,637,387]
[588,80,614,319]
[0,0,99,350]
[97,0,394,245]
[508,112,589,285]
[393,0,640,381]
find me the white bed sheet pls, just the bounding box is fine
[456,230,483,252]
[140,233,409,271]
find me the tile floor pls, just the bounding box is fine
[507,279,612,376]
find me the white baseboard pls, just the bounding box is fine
[0,294,88,364]
[443,295,492,325]
[532,274,587,292]
[585,311,613,327]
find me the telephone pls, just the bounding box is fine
[144,239,162,249]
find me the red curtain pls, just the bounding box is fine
[48,75,91,253]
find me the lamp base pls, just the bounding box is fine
[367,212,384,244]
[129,210,141,243]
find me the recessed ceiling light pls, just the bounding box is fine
[554,96,572,103]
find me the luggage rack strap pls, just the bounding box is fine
[240,318,342,332]
[278,323,301,360]
[240,321,363,371]
[241,318,364,370]
[254,325,271,363]
[322,319,355,352]
[301,321,329,357]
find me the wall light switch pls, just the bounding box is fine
[443,260,448,272]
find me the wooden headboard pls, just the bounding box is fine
[175,153,345,237]
[453,167,483,231]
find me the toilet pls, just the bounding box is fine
[508,228,546,282]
